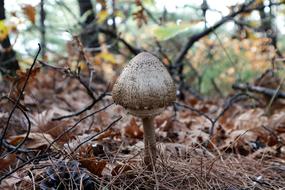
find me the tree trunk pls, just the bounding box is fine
[40,0,46,59]
[0,0,19,76]
[78,0,99,48]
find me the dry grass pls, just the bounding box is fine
[101,151,285,190]
[2,145,285,189]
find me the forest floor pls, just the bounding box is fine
[0,65,285,190]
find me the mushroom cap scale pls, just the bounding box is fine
[112,52,176,116]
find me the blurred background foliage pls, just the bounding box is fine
[2,0,285,95]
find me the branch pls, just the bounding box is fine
[175,92,260,138]
[45,103,114,151]
[52,79,108,121]
[173,1,285,66]
[38,60,109,121]
[55,0,141,55]
[0,152,55,183]
[232,83,285,98]
[72,116,122,153]
[0,96,33,155]
[98,27,142,55]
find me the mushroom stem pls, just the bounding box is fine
[142,116,156,169]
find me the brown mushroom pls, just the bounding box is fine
[112,52,176,169]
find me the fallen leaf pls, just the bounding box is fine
[8,132,54,150]
[80,158,107,176]
[124,118,143,139]
[269,112,285,133]
[0,154,16,171]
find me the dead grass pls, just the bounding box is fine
[102,151,285,190]
[9,146,284,189]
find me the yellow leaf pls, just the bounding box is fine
[153,22,200,41]
[80,158,106,177]
[255,0,264,5]
[0,20,8,41]
[97,10,109,24]
[70,61,87,71]
[96,52,116,64]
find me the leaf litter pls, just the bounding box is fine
[0,65,285,189]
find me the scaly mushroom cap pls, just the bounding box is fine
[112,52,176,117]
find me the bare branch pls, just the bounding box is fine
[98,27,142,55]
[0,44,41,151]
[173,1,256,66]
[45,103,114,152]
[233,83,285,98]
[72,116,122,153]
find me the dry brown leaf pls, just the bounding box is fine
[132,0,147,28]
[80,158,107,176]
[0,173,23,189]
[6,67,40,99]
[0,154,16,171]
[232,108,267,130]
[124,118,143,139]
[98,111,110,126]
[220,129,260,155]
[31,110,74,144]
[8,132,54,150]
[95,129,119,141]
[269,112,285,133]
[22,4,36,24]
[183,129,209,145]
[186,97,199,106]
[254,69,281,89]
[250,146,277,159]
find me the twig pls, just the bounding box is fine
[175,92,259,138]
[265,78,285,114]
[52,88,107,121]
[0,96,33,155]
[0,96,29,112]
[0,44,41,151]
[72,116,122,153]
[98,27,142,55]
[211,78,224,97]
[141,4,160,25]
[232,83,285,98]
[0,152,55,183]
[45,103,114,152]
[172,1,285,87]
[174,102,213,124]
[209,93,258,136]
[174,1,254,66]
[38,60,67,72]
[38,60,110,121]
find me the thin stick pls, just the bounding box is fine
[44,103,114,152]
[0,44,41,151]
[72,116,122,153]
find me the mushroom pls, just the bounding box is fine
[112,52,176,169]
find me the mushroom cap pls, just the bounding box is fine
[112,52,176,117]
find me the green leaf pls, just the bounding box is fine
[153,22,201,41]
[143,0,155,5]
